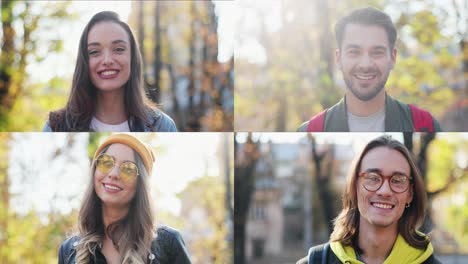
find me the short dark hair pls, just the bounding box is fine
[335,7,397,50]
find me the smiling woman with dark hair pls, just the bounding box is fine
[58,134,191,264]
[43,11,176,132]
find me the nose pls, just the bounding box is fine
[102,50,114,66]
[357,53,373,70]
[107,163,120,180]
[376,179,392,196]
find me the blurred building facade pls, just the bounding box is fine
[246,138,355,263]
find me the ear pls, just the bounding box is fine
[390,48,397,70]
[335,48,341,67]
[407,183,414,204]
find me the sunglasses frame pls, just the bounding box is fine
[95,153,140,181]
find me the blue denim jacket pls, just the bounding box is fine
[58,226,191,264]
[43,108,177,132]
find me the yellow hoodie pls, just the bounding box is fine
[330,234,433,264]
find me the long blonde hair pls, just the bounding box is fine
[75,146,155,263]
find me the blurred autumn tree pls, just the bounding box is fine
[0,133,85,264]
[128,0,234,132]
[178,175,231,264]
[0,1,75,131]
[234,0,466,131]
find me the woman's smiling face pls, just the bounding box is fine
[87,21,131,93]
[94,143,138,209]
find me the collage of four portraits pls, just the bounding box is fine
[0,1,467,264]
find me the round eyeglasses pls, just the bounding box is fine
[95,153,139,182]
[359,171,412,193]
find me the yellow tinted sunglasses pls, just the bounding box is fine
[95,153,139,182]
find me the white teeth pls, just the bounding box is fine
[355,74,375,80]
[104,184,121,191]
[101,70,117,76]
[373,202,393,209]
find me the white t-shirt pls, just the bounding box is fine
[90,116,130,132]
[347,107,385,132]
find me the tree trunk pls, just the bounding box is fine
[151,0,161,103]
[187,1,199,131]
[234,134,259,264]
[310,136,335,235]
[418,133,436,233]
[316,0,336,108]
[0,1,16,113]
[138,0,145,61]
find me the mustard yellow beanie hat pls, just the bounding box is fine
[94,134,155,174]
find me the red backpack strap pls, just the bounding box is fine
[408,104,434,132]
[306,109,327,132]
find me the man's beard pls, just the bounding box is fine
[343,67,391,102]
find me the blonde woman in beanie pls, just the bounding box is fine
[58,134,191,264]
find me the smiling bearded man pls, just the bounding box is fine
[296,136,441,264]
[297,7,441,132]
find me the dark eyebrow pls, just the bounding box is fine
[364,168,382,173]
[87,40,127,48]
[372,46,387,51]
[87,42,100,47]
[113,39,127,44]
[344,44,361,50]
[364,168,408,177]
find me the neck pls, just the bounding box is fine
[102,204,129,230]
[357,222,398,264]
[345,90,385,117]
[95,90,127,124]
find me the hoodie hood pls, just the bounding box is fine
[330,233,433,264]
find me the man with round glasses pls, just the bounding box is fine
[297,136,440,263]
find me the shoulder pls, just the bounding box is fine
[303,242,342,264]
[155,225,185,245]
[297,121,309,132]
[297,108,330,132]
[42,120,52,132]
[153,226,191,264]
[146,108,177,132]
[44,109,66,132]
[394,99,442,132]
[422,253,442,264]
[58,235,80,264]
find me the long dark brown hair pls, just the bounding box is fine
[330,135,429,250]
[48,11,154,131]
[75,145,154,263]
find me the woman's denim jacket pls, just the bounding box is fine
[43,108,177,132]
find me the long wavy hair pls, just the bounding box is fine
[330,136,429,250]
[48,11,155,131]
[75,145,155,263]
